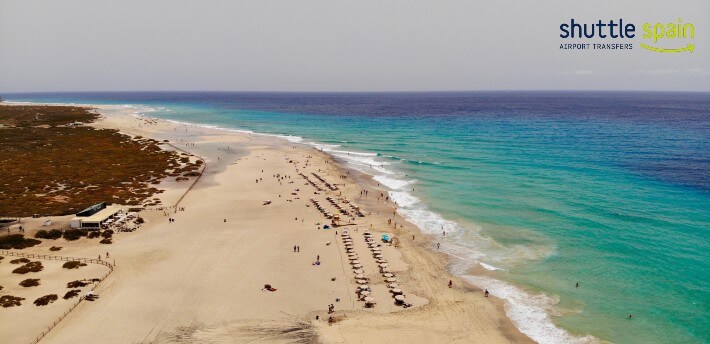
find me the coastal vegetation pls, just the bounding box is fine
[0,295,24,307]
[19,278,40,287]
[35,229,63,240]
[33,294,58,306]
[12,261,43,274]
[67,280,89,288]
[0,105,201,217]
[0,234,41,249]
[62,261,87,269]
[62,229,87,241]
[63,289,81,299]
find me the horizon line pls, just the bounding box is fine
[3,89,709,95]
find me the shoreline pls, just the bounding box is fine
[2,101,534,343]
[136,105,595,344]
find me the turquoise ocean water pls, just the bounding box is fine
[4,92,708,344]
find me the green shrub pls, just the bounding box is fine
[0,295,24,307]
[63,289,81,299]
[63,229,88,241]
[35,229,63,239]
[10,258,30,264]
[20,278,40,287]
[34,294,58,306]
[12,261,43,274]
[62,261,87,269]
[67,280,89,288]
[0,234,42,249]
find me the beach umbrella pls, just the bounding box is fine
[359,290,371,296]
[391,288,403,295]
[364,296,374,302]
[353,269,364,274]
[348,256,358,261]
[378,263,388,268]
[394,295,405,303]
[352,263,362,268]
[387,283,399,289]
[358,285,370,290]
[380,268,391,273]
[351,260,360,265]
[376,259,387,263]
[385,277,396,282]
[355,274,367,279]
[356,279,367,284]
[383,273,394,278]
[345,243,353,247]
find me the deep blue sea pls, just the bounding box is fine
[4,92,709,344]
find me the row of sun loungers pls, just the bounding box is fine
[312,173,339,191]
[341,229,410,309]
[335,196,365,217]
[300,173,325,192]
[342,230,375,307]
[310,198,334,219]
[326,196,351,216]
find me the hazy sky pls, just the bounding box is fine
[1,0,708,92]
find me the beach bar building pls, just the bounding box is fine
[70,202,122,229]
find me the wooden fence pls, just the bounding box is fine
[0,250,114,344]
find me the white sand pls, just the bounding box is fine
[0,105,532,344]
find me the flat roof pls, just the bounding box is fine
[81,205,122,223]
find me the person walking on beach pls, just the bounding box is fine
[437,243,440,249]
[448,280,452,288]
[576,282,579,288]
[317,255,320,261]
[294,245,297,252]
[484,289,489,297]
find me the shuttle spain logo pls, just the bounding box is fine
[559,18,695,53]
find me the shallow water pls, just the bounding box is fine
[6,91,709,343]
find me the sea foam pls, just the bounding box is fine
[98,103,595,344]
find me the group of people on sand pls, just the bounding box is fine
[292,245,301,252]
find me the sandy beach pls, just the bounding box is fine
[1,105,532,344]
